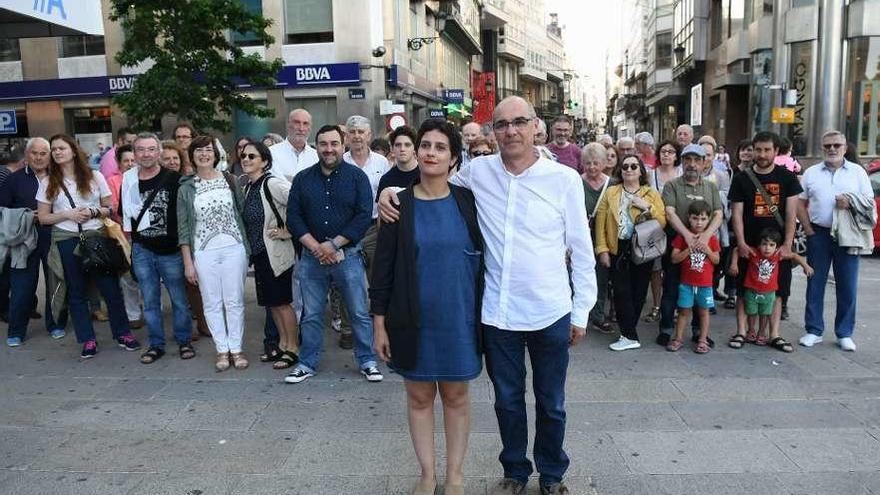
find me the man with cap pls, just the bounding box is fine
[657,143,724,346]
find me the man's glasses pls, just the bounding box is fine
[492,117,532,132]
[822,143,844,150]
[239,153,259,160]
[135,147,158,153]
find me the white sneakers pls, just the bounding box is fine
[838,337,857,352]
[798,333,856,352]
[609,336,641,351]
[798,333,823,347]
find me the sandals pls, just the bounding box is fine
[745,330,758,344]
[140,347,165,364]
[724,297,736,309]
[643,306,661,323]
[770,337,794,353]
[273,350,298,370]
[755,333,768,346]
[215,352,230,372]
[231,352,249,370]
[666,339,683,352]
[694,340,711,354]
[260,344,282,363]
[728,334,746,349]
[179,344,196,360]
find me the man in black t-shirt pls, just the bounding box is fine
[376,125,420,199]
[728,131,802,352]
[122,133,193,363]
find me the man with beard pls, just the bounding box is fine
[284,125,381,384]
[727,131,801,353]
[658,144,724,346]
[270,109,318,182]
[546,117,582,173]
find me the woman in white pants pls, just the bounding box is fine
[177,135,250,371]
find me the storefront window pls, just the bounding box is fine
[845,37,880,156]
[234,101,271,140]
[232,0,263,47]
[788,41,812,156]
[0,39,21,62]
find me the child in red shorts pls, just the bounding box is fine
[668,200,720,354]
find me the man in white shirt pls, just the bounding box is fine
[797,130,873,352]
[270,109,319,182]
[379,96,596,495]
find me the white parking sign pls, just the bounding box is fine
[0,110,16,135]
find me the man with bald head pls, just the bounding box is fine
[270,109,318,182]
[676,124,694,148]
[379,96,596,495]
[461,121,482,167]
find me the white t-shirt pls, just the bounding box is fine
[342,150,391,219]
[36,173,112,232]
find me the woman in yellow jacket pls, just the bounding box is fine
[595,154,666,351]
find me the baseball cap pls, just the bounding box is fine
[681,144,706,158]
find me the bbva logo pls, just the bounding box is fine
[33,0,67,20]
[295,67,331,82]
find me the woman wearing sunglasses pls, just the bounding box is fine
[467,135,496,160]
[594,154,666,352]
[239,140,299,371]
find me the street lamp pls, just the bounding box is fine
[407,37,439,51]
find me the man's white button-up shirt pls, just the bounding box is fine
[450,154,597,330]
[270,139,319,183]
[799,160,873,228]
[343,150,391,219]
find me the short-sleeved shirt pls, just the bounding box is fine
[728,166,802,246]
[744,251,781,293]
[128,167,181,255]
[376,165,420,199]
[546,142,582,173]
[672,234,720,287]
[36,172,112,232]
[661,177,723,232]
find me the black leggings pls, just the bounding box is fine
[610,241,654,341]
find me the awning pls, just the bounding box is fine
[0,0,104,37]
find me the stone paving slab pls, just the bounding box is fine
[764,428,880,472]
[671,399,865,430]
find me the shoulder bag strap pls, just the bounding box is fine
[262,175,285,229]
[132,172,170,229]
[589,176,610,219]
[743,168,784,228]
[58,180,85,237]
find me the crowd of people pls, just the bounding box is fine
[0,95,874,495]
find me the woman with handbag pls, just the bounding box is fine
[595,154,666,352]
[581,143,613,334]
[178,135,250,371]
[36,134,141,359]
[239,140,299,370]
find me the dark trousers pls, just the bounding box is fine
[484,314,571,487]
[264,306,279,347]
[56,238,130,343]
[7,243,67,339]
[610,247,653,341]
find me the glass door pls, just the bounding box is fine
[855,81,880,156]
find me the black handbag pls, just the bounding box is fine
[59,182,130,276]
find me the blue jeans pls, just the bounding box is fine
[805,226,859,338]
[131,244,191,348]
[56,237,130,343]
[7,235,67,339]
[483,314,571,487]
[295,247,376,372]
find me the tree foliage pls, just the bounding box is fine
[110,0,284,133]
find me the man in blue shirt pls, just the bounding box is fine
[284,124,382,383]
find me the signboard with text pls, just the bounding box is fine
[444,89,465,104]
[0,0,104,35]
[0,109,17,134]
[348,88,365,100]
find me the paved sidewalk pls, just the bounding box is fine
[2,261,880,494]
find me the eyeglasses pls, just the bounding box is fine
[822,143,844,150]
[621,163,640,171]
[492,117,532,132]
[239,153,259,161]
[659,148,677,155]
[194,146,215,154]
[174,134,192,140]
[471,151,493,157]
[135,147,158,153]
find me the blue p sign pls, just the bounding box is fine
[0,110,16,135]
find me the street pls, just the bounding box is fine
[1,259,879,494]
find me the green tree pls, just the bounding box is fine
[110,0,283,132]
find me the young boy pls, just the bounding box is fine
[668,200,721,353]
[729,227,813,348]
